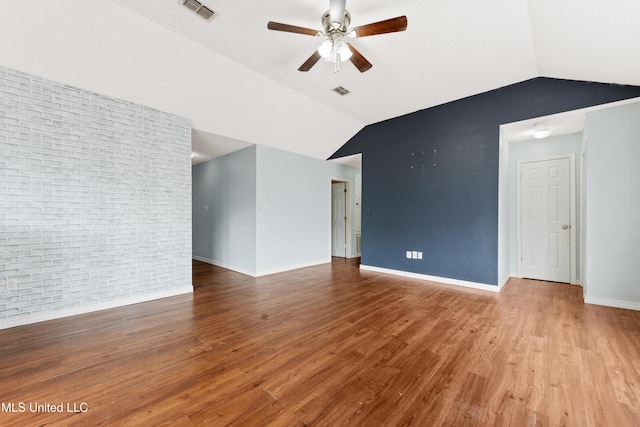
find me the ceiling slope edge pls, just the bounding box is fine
[0,0,363,160]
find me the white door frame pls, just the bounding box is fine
[516,154,577,284]
[330,178,352,258]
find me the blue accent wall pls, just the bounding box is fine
[329,78,640,285]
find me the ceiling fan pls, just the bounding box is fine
[267,0,407,73]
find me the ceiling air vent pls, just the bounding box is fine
[333,86,350,96]
[182,0,216,21]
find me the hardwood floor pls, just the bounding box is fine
[2,258,640,426]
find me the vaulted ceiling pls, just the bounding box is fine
[2,0,639,164]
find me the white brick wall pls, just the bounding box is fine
[0,65,192,325]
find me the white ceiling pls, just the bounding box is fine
[2,0,640,165]
[191,129,253,165]
[501,97,640,143]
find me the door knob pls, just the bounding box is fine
[562,224,570,229]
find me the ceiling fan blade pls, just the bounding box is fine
[298,51,322,72]
[267,21,320,36]
[347,43,372,73]
[351,16,408,38]
[329,0,347,25]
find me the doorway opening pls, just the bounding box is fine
[499,114,583,288]
[517,155,576,283]
[331,180,349,257]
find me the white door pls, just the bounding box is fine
[332,182,347,257]
[519,158,571,283]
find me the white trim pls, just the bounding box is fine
[360,264,503,293]
[497,128,511,292]
[516,154,577,284]
[193,255,331,278]
[584,296,640,311]
[255,258,331,277]
[192,255,256,277]
[330,177,352,259]
[580,137,588,295]
[0,286,194,330]
[498,274,511,289]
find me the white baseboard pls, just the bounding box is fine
[192,255,256,277]
[498,274,510,290]
[584,296,640,311]
[360,264,502,293]
[255,258,331,277]
[193,256,331,278]
[511,272,582,287]
[0,286,194,330]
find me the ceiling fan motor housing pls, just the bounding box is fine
[322,10,350,34]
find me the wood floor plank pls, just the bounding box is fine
[2,259,640,426]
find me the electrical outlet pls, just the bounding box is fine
[406,251,412,259]
[7,279,18,291]
[417,252,423,260]
[412,251,418,259]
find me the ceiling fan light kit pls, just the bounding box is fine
[267,0,407,73]
[317,11,353,72]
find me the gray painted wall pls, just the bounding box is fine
[192,146,257,275]
[255,145,358,275]
[584,102,640,308]
[0,66,193,326]
[192,144,359,277]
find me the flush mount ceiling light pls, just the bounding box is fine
[533,122,551,139]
